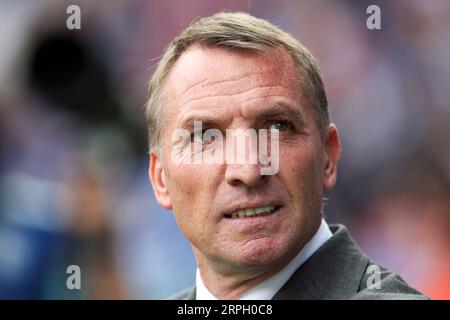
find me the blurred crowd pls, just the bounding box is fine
[0,0,449,299]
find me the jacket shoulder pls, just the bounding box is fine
[273,224,429,300]
[352,262,430,300]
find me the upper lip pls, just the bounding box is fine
[222,201,282,216]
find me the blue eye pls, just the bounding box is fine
[270,120,291,132]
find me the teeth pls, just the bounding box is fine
[255,207,264,214]
[230,206,276,218]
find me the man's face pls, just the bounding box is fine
[149,46,340,274]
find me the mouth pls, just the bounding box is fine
[224,205,281,219]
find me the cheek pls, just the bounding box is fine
[165,164,219,238]
[278,145,324,202]
[168,165,201,214]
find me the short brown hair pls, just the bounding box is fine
[145,12,329,153]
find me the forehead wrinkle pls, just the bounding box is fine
[177,71,269,99]
[179,85,293,111]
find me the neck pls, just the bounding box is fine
[196,256,284,299]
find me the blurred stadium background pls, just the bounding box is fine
[0,0,449,299]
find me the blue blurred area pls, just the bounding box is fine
[0,0,449,299]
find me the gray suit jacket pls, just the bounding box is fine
[168,224,428,300]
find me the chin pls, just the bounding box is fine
[231,237,289,268]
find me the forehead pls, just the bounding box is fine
[167,45,298,98]
[162,45,302,122]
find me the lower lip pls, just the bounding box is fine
[222,206,283,226]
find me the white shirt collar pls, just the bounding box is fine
[196,218,332,300]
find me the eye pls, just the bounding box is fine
[270,120,292,132]
[190,130,203,142]
[190,129,213,144]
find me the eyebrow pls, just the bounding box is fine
[254,103,306,126]
[179,118,221,132]
[178,102,306,131]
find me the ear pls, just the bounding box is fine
[322,124,341,191]
[149,150,173,210]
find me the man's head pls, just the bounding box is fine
[146,12,340,277]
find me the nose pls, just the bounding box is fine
[225,163,266,188]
